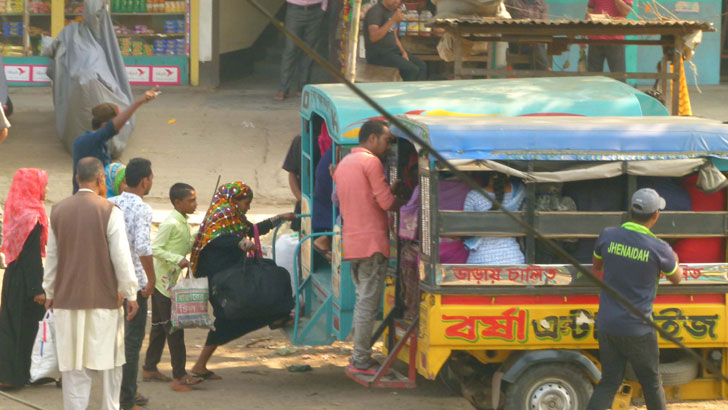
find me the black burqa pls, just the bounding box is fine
[0,224,45,387]
[195,219,288,347]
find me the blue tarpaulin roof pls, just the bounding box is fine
[392,115,728,161]
[300,77,668,143]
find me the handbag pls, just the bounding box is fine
[210,225,294,321]
[29,310,60,382]
[170,270,215,331]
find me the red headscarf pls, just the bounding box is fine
[318,122,332,156]
[1,168,49,264]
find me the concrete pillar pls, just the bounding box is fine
[198,0,220,88]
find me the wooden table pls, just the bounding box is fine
[431,18,715,115]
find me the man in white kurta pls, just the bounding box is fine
[43,157,139,410]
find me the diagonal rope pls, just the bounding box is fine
[246,0,728,384]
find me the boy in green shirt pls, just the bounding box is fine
[142,183,203,391]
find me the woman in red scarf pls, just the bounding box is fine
[0,168,49,389]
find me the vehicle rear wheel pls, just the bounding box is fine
[503,364,593,410]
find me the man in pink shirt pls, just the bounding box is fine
[333,119,402,374]
[586,0,633,75]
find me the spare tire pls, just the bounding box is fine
[624,353,698,387]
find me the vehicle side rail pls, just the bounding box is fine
[439,211,728,238]
[419,282,728,295]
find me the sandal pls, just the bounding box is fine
[191,371,222,380]
[134,393,150,406]
[269,315,295,330]
[142,370,171,382]
[170,375,203,392]
[180,375,203,385]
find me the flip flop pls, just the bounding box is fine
[191,371,222,380]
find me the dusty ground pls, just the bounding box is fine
[1,74,727,409]
[0,324,471,410]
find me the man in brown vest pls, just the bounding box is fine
[43,157,140,410]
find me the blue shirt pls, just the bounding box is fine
[72,121,118,193]
[594,222,678,336]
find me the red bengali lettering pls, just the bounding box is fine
[452,268,470,281]
[479,307,527,342]
[443,315,477,342]
[507,268,526,282]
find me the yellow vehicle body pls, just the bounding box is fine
[384,284,728,400]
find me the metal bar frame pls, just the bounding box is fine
[292,231,337,342]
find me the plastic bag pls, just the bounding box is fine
[274,232,299,291]
[29,310,60,382]
[170,276,215,331]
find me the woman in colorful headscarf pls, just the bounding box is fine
[104,162,127,198]
[189,181,294,380]
[0,169,49,389]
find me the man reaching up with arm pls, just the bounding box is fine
[72,87,158,193]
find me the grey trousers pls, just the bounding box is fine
[587,44,626,74]
[278,3,325,94]
[350,252,388,364]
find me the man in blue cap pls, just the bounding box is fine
[587,188,682,410]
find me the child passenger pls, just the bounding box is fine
[463,173,526,265]
[142,183,203,392]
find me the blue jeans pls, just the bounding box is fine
[120,291,148,410]
[278,3,325,94]
[367,52,427,82]
[587,330,666,410]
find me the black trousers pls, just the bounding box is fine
[586,330,666,410]
[143,290,187,380]
[367,52,427,81]
[587,44,626,75]
[120,291,148,410]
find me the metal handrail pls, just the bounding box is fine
[291,231,336,342]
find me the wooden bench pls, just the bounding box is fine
[355,58,402,82]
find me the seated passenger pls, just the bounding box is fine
[564,176,627,264]
[463,173,525,265]
[637,176,692,212]
[313,124,335,258]
[399,179,471,263]
[672,173,726,262]
[363,0,427,81]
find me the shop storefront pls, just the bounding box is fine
[0,0,198,86]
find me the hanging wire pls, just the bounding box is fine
[245,0,728,384]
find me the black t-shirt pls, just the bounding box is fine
[594,223,678,336]
[364,3,399,57]
[282,135,302,187]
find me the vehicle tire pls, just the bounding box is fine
[503,364,594,410]
[624,353,698,387]
[437,360,462,395]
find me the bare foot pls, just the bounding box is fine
[313,236,331,252]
